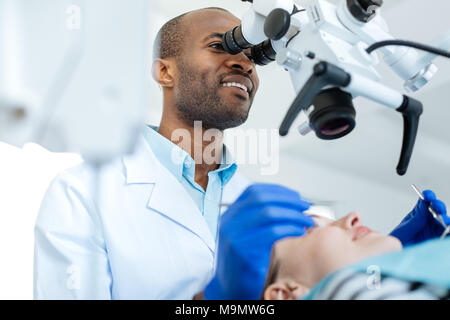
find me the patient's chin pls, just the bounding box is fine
[377,233,402,251]
[387,235,403,250]
[360,233,403,257]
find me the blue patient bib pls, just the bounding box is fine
[348,237,450,288]
[305,238,450,299]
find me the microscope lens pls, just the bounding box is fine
[309,88,356,140]
[320,119,351,136]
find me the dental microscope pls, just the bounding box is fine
[222,0,450,176]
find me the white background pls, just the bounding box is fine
[1,0,449,299]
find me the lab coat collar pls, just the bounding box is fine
[147,168,216,253]
[122,135,157,184]
[142,125,188,182]
[122,133,215,252]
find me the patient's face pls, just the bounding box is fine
[264,211,402,300]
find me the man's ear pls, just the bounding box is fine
[152,58,176,88]
[263,280,309,300]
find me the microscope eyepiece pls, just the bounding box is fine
[222,26,252,55]
[250,40,276,66]
[222,26,276,66]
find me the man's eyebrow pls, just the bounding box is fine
[202,32,224,42]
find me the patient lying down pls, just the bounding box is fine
[263,212,450,300]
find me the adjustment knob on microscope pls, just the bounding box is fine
[264,8,291,41]
[276,47,302,71]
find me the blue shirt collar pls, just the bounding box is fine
[142,125,237,185]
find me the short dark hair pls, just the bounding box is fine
[153,7,231,61]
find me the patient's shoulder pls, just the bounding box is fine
[305,268,449,300]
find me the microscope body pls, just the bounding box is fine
[246,0,436,95]
[223,0,448,175]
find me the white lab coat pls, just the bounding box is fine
[33,135,250,299]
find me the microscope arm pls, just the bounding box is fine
[280,61,422,175]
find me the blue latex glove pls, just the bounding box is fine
[204,183,315,300]
[390,190,450,246]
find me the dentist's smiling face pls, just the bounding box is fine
[172,8,259,130]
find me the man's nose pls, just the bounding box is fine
[333,211,362,230]
[225,52,255,74]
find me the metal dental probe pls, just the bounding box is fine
[441,226,450,239]
[411,184,450,239]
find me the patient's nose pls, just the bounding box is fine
[333,211,362,230]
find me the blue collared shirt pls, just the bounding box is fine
[142,126,237,241]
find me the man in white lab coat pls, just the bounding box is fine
[34,7,260,299]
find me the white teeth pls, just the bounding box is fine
[222,82,248,93]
